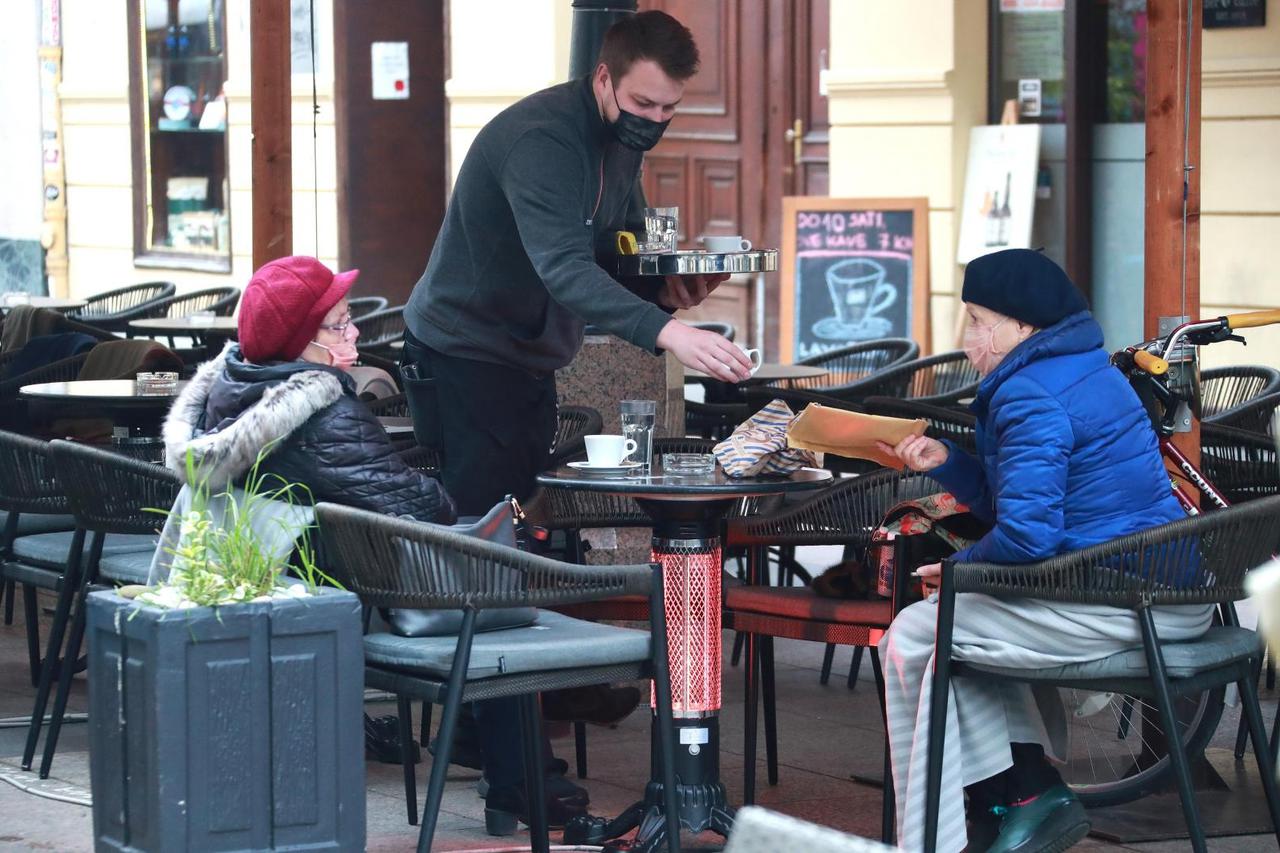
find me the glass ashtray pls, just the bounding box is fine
[662,452,716,476]
[136,371,179,395]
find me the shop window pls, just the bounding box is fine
[1105,0,1147,122]
[992,0,1067,123]
[127,0,231,272]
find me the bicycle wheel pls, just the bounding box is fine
[1059,685,1225,807]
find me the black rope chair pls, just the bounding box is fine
[354,306,405,356]
[920,496,1280,853]
[691,321,736,341]
[348,295,389,321]
[1204,388,1280,435]
[842,349,981,406]
[29,441,178,777]
[315,501,681,853]
[1199,422,1278,505]
[0,432,76,686]
[72,282,176,333]
[548,405,603,467]
[1200,365,1280,425]
[782,338,920,392]
[725,469,936,843]
[157,286,240,318]
[685,399,751,441]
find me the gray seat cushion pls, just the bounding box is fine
[364,609,651,680]
[98,548,160,585]
[962,625,1261,682]
[0,512,76,537]
[10,532,158,570]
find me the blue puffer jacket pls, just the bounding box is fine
[928,310,1184,564]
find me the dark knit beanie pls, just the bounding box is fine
[961,249,1088,329]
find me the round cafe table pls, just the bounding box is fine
[128,316,238,359]
[537,463,833,852]
[20,379,188,438]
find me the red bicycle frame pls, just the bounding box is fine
[1161,437,1230,515]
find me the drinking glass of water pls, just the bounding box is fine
[620,400,656,471]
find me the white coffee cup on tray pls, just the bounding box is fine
[585,434,638,467]
[700,235,752,253]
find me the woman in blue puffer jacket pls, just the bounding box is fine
[875,250,1211,853]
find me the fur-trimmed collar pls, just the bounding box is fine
[163,344,344,490]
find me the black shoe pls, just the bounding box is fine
[364,714,420,765]
[543,685,642,726]
[483,783,589,835]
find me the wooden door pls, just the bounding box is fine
[638,0,767,343]
[333,0,447,306]
[763,0,830,356]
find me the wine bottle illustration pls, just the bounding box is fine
[996,172,1012,246]
[985,189,1001,247]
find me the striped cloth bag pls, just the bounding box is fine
[712,398,822,477]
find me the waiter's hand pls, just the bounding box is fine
[658,273,730,310]
[656,320,753,382]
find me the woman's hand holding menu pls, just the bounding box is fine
[876,434,949,472]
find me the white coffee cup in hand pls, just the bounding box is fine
[585,434,638,467]
[700,235,752,253]
[735,344,763,376]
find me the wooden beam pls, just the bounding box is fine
[1145,0,1202,464]
[250,0,292,268]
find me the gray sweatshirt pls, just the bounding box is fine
[405,75,673,374]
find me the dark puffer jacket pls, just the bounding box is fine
[163,344,456,523]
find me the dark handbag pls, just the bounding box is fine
[383,497,539,637]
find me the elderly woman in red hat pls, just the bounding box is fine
[163,254,456,529]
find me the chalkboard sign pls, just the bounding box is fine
[1204,0,1265,28]
[780,197,931,362]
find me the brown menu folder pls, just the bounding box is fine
[786,404,927,469]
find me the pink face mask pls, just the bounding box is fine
[963,317,1008,375]
[310,322,359,370]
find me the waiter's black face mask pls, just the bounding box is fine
[608,78,670,152]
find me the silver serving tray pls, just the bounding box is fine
[616,248,779,277]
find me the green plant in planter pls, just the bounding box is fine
[137,446,340,610]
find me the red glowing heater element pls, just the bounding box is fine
[651,541,722,714]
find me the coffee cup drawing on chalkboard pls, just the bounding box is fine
[812,258,897,341]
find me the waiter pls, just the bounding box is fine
[402,9,750,515]
[400,10,751,833]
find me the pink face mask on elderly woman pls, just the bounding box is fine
[962,306,1033,375]
[309,320,360,370]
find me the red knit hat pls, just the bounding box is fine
[238,256,359,362]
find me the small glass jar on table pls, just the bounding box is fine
[620,399,656,471]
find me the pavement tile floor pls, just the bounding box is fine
[0,550,1275,851]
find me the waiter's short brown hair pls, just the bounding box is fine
[599,11,700,82]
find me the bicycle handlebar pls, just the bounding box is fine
[1133,350,1169,375]
[1224,309,1280,330]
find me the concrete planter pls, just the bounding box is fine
[87,588,365,852]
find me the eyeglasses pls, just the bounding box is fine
[317,315,353,334]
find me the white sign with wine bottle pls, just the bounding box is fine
[956,124,1042,265]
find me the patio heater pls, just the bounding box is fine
[568,0,636,79]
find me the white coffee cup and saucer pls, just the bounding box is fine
[568,435,643,476]
[698,235,753,253]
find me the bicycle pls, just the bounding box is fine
[1052,308,1280,807]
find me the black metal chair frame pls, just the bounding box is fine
[920,496,1280,853]
[783,338,921,392]
[315,501,682,853]
[72,282,177,333]
[723,467,936,844]
[353,306,406,355]
[549,405,604,467]
[690,321,736,342]
[26,441,177,778]
[0,431,77,689]
[1200,365,1280,425]
[1199,421,1278,505]
[348,295,389,321]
